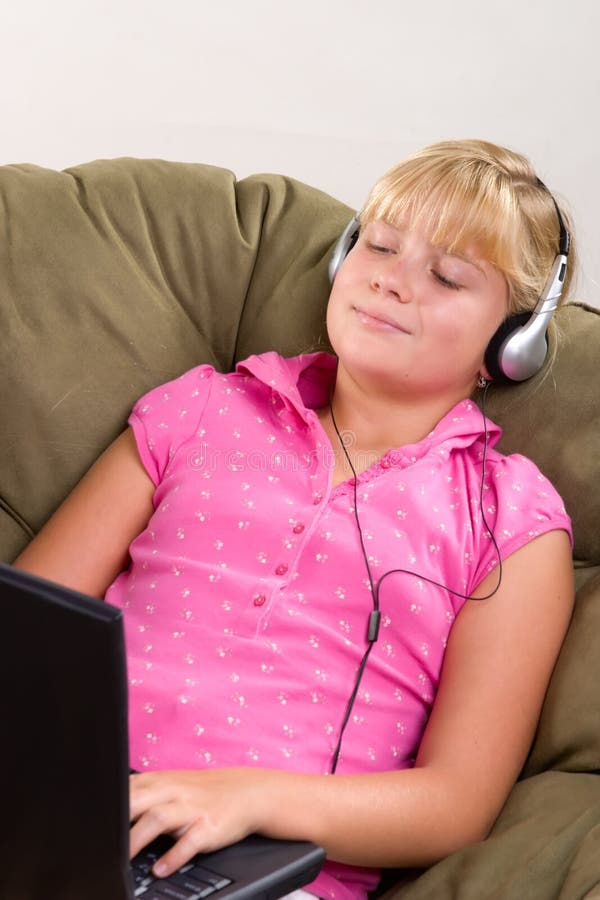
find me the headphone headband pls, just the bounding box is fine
[536,178,570,257]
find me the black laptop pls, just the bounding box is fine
[0,563,324,900]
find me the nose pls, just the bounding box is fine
[371,256,412,303]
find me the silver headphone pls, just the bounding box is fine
[328,186,570,384]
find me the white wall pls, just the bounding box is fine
[2,0,598,304]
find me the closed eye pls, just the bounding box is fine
[366,241,394,255]
[433,270,461,290]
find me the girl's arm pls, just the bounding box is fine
[129,527,574,874]
[13,428,155,598]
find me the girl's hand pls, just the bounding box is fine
[129,769,269,878]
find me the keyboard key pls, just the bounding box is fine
[139,886,200,900]
[170,871,217,897]
[137,892,182,900]
[133,851,161,876]
[186,866,232,891]
[131,845,233,900]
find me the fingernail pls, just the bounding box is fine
[154,862,168,877]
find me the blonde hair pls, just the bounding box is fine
[361,140,576,323]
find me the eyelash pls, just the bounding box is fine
[366,242,393,254]
[432,270,461,291]
[366,243,462,291]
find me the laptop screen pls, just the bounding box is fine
[1,563,131,898]
[0,563,324,900]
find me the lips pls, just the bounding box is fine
[353,305,411,334]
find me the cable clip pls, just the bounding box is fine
[367,610,381,642]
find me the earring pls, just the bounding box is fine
[477,375,489,389]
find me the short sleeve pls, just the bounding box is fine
[470,452,573,591]
[128,365,216,485]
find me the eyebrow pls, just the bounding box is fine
[372,221,488,278]
[441,248,486,277]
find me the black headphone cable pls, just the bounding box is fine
[328,382,502,773]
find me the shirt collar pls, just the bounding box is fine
[388,398,502,466]
[236,351,336,424]
[236,351,502,458]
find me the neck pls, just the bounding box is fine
[327,362,470,453]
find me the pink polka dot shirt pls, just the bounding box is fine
[106,351,572,900]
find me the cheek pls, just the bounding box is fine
[325,289,337,326]
[325,292,342,353]
[429,305,500,366]
[325,279,349,334]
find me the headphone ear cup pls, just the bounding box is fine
[329,216,361,283]
[484,312,537,384]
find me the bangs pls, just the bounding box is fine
[357,139,575,327]
[361,156,525,284]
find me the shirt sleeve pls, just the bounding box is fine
[470,452,573,592]
[128,364,216,485]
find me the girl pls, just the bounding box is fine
[14,140,575,900]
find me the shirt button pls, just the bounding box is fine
[312,492,323,505]
[292,523,305,534]
[275,563,289,576]
[253,593,267,607]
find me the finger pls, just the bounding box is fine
[129,773,175,821]
[129,802,182,860]
[150,821,211,878]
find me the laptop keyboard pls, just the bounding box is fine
[132,844,233,899]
